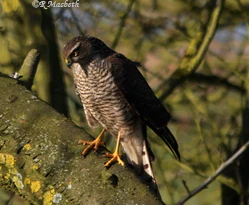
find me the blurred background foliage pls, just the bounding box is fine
[0,0,249,204]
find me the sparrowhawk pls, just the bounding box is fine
[63,35,180,193]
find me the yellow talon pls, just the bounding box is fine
[105,152,124,167]
[104,131,124,167]
[78,129,125,167]
[78,129,106,157]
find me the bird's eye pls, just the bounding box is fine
[72,51,79,57]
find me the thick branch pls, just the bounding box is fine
[18,49,40,89]
[0,74,163,205]
[159,0,225,101]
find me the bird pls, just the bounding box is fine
[63,35,180,194]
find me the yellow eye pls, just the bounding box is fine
[72,51,78,57]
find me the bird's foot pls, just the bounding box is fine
[78,129,106,157]
[104,130,124,168]
[104,151,124,167]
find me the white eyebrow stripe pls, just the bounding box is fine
[69,42,81,54]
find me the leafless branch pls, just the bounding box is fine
[111,0,136,49]
[182,180,190,194]
[189,73,245,94]
[69,8,85,35]
[176,140,249,205]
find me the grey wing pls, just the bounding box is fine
[109,53,180,159]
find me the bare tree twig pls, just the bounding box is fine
[195,118,215,171]
[182,180,190,194]
[189,73,246,94]
[139,65,165,81]
[156,72,245,95]
[69,8,85,35]
[236,0,249,27]
[111,0,136,49]
[176,140,249,205]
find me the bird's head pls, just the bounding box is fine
[63,35,109,69]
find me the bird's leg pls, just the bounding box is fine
[104,131,124,167]
[78,129,106,157]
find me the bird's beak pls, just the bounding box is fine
[65,58,72,68]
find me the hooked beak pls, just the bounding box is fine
[65,58,72,68]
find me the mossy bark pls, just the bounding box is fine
[0,0,68,115]
[0,74,163,205]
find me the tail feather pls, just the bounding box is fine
[121,136,161,199]
[120,121,162,199]
[152,126,180,160]
[141,140,161,198]
[142,140,155,182]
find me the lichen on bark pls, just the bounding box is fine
[0,74,163,205]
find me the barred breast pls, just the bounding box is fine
[71,59,136,137]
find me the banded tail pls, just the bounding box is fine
[120,123,161,199]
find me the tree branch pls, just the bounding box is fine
[176,140,249,205]
[69,8,86,35]
[111,0,136,49]
[0,74,163,205]
[159,0,225,101]
[189,73,246,94]
[18,49,40,90]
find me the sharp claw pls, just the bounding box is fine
[94,142,105,150]
[78,129,106,157]
[79,130,125,168]
[104,152,124,167]
[105,152,112,158]
[78,139,84,144]
[104,131,124,167]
